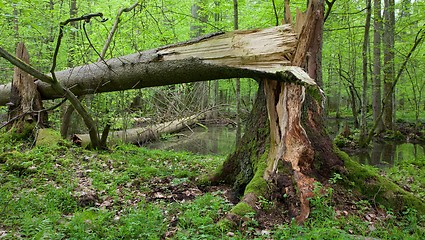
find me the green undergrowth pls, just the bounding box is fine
[0,132,424,239]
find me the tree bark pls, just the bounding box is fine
[233,0,242,146]
[383,0,395,130]
[360,0,371,146]
[212,0,343,224]
[0,25,298,106]
[372,0,383,133]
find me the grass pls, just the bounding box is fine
[0,131,424,239]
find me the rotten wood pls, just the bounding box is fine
[7,42,46,129]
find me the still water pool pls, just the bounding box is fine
[146,125,237,156]
[146,124,425,167]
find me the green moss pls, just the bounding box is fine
[244,152,268,196]
[335,147,425,215]
[231,202,254,216]
[36,128,62,147]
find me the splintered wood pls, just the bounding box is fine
[158,25,297,73]
[262,0,323,224]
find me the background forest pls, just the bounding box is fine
[0,0,424,140]
[0,0,425,239]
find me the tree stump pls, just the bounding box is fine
[7,42,46,131]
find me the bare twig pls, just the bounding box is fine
[324,0,336,22]
[100,2,139,60]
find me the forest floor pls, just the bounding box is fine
[0,131,424,239]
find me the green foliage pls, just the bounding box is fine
[258,196,274,211]
[173,193,231,238]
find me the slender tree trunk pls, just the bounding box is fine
[212,1,220,118]
[68,0,78,68]
[372,0,383,133]
[360,0,371,146]
[233,0,242,145]
[13,5,19,40]
[191,0,209,111]
[383,0,395,130]
[62,0,81,138]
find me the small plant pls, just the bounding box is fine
[160,133,174,140]
[258,196,274,211]
[328,172,342,184]
[309,182,335,222]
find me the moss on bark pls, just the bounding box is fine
[244,152,268,196]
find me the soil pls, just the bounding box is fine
[70,164,398,238]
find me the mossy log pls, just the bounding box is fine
[337,149,425,215]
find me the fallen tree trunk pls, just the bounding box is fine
[0,25,299,106]
[73,112,211,147]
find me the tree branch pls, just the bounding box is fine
[100,2,139,60]
[324,0,336,22]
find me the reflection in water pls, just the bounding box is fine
[147,121,425,167]
[326,117,425,167]
[352,143,425,167]
[146,125,237,156]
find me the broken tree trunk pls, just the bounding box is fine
[211,0,340,224]
[7,42,46,130]
[73,111,211,147]
[0,25,299,106]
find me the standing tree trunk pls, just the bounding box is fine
[61,0,81,138]
[382,0,395,130]
[191,0,209,111]
[372,0,383,133]
[233,0,242,145]
[360,0,371,146]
